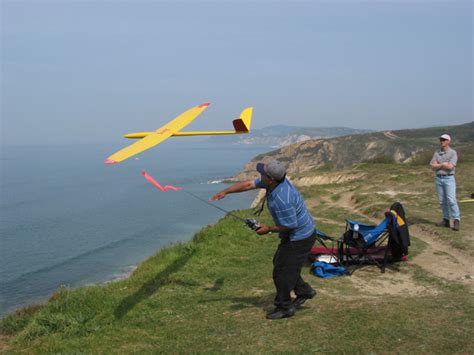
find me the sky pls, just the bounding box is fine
[1,0,472,145]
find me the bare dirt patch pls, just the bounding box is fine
[410,225,473,289]
[336,191,357,213]
[384,131,398,139]
[363,190,425,198]
[349,270,440,297]
[314,269,439,302]
[0,335,13,353]
[293,173,366,187]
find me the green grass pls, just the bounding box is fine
[2,205,473,353]
[2,159,473,353]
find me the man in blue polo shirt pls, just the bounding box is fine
[211,160,317,320]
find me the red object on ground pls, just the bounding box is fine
[311,247,339,254]
[311,246,387,255]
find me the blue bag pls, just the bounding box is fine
[311,261,348,278]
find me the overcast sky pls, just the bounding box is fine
[2,1,472,145]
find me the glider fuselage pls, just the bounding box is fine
[105,103,253,164]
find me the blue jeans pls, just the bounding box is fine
[435,176,461,220]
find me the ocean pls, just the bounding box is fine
[0,140,270,317]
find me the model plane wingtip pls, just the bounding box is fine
[104,159,118,165]
[198,102,210,108]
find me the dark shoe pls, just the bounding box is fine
[436,219,450,228]
[266,306,296,320]
[452,219,460,231]
[293,288,317,308]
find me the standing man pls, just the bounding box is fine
[430,134,461,231]
[211,160,317,320]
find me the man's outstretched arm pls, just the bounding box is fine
[210,180,256,201]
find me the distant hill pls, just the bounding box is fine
[231,122,474,180]
[210,125,372,147]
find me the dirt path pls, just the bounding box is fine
[384,131,398,139]
[319,191,474,291]
[336,191,358,213]
[410,225,473,289]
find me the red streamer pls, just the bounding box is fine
[142,171,182,192]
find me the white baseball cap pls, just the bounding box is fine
[439,134,451,141]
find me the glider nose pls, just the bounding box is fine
[104,159,118,165]
[198,103,210,108]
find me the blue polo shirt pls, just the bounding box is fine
[255,178,315,241]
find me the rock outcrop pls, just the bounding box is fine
[230,122,474,181]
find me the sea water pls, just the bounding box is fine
[0,140,270,317]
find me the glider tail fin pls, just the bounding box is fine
[125,106,253,139]
[232,107,253,132]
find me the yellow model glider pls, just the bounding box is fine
[105,103,253,164]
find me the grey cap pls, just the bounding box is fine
[256,160,287,181]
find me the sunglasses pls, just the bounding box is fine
[439,138,448,142]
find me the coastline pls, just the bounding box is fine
[1,186,262,319]
[1,141,274,319]
[1,226,211,318]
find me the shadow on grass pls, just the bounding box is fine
[346,261,401,275]
[199,294,274,312]
[114,250,196,319]
[204,277,225,292]
[408,216,435,226]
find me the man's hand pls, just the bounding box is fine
[210,181,256,201]
[210,191,226,201]
[255,224,271,235]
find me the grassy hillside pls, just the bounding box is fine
[1,158,473,353]
[231,122,474,180]
[394,122,474,142]
[210,125,372,145]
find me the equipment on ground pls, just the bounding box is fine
[309,202,410,275]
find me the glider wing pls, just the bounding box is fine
[172,107,253,136]
[123,107,253,138]
[105,103,210,164]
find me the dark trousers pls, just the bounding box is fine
[272,233,316,310]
